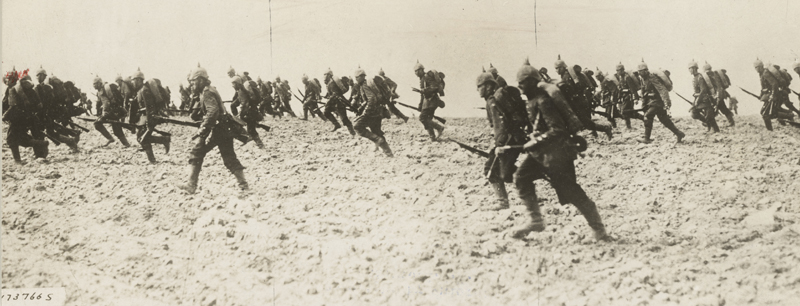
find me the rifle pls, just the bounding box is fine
[447,139,489,158]
[778,119,800,129]
[395,101,446,124]
[156,115,269,134]
[792,89,799,97]
[76,117,136,133]
[739,87,761,100]
[674,92,696,106]
[68,121,90,132]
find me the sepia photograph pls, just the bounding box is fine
[2,0,799,305]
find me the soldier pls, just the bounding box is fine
[538,67,552,82]
[116,75,135,119]
[412,62,446,141]
[259,79,281,118]
[178,65,248,194]
[702,62,735,126]
[35,67,80,152]
[636,61,685,143]
[80,92,93,115]
[3,74,50,163]
[476,72,527,211]
[614,62,644,129]
[487,63,508,88]
[275,77,297,117]
[775,65,800,118]
[322,69,356,135]
[231,75,266,149]
[300,74,326,121]
[689,60,720,132]
[378,68,409,122]
[554,56,613,139]
[353,69,393,157]
[512,59,610,241]
[595,69,623,128]
[129,69,171,163]
[92,76,130,147]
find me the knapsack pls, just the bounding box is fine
[653,70,673,92]
[766,65,790,88]
[429,70,445,96]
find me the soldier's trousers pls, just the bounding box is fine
[6,120,49,159]
[280,97,296,117]
[353,114,385,143]
[244,120,264,146]
[136,126,169,162]
[324,101,353,130]
[604,103,623,128]
[188,126,244,171]
[644,105,682,139]
[94,113,128,143]
[716,96,735,125]
[419,107,440,130]
[619,94,643,127]
[303,99,322,119]
[485,148,521,184]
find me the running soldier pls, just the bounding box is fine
[614,62,644,129]
[377,68,409,122]
[231,76,266,149]
[689,61,720,132]
[129,69,171,163]
[3,74,50,163]
[93,76,131,147]
[275,77,297,117]
[636,61,685,143]
[301,74,326,121]
[512,59,611,241]
[323,69,356,135]
[178,65,248,194]
[595,69,623,128]
[353,69,394,157]
[703,62,735,126]
[554,56,613,139]
[413,62,446,141]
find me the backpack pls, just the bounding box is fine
[718,70,731,88]
[766,65,790,88]
[505,86,529,125]
[653,70,673,92]
[429,70,445,96]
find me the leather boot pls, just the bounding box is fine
[58,134,79,152]
[315,109,327,121]
[253,137,265,149]
[483,182,509,211]
[726,114,735,127]
[426,128,437,141]
[625,118,632,129]
[431,121,445,139]
[177,163,202,194]
[574,199,611,242]
[33,139,49,159]
[512,195,545,239]
[118,135,131,147]
[144,147,157,164]
[10,145,23,164]
[149,135,171,154]
[603,125,613,140]
[231,168,249,191]
[637,120,653,144]
[345,124,356,136]
[763,116,773,131]
[377,137,393,157]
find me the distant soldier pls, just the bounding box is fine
[595,69,622,128]
[476,72,527,211]
[774,65,800,118]
[554,56,613,139]
[413,62,446,141]
[275,77,297,117]
[259,79,281,118]
[231,76,265,149]
[178,65,248,194]
[487,64,508,88]
[179,84,191,111]
[636,61,685,143]
[702,63,735,126]
[116,75,135,120]
[3,75,50,163]
[377,68,409,122]
[614,63,644,129]
[538,67,552,82]
[688,61,720,132]
[301,74,326,121]
[129,69,171,163]
[323,69,356,135]
[35,67,80,152]
[513,59,610,241]
[80,93,93,115]
[353,69,394,157]
[93,76,130,147]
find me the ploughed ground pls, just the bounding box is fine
[2,114,799,306]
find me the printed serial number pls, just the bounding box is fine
[2,293,53,301]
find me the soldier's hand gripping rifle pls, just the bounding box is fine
[395,101,447,124]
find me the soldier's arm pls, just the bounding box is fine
[199,90,219,132]
[420,74,439,95]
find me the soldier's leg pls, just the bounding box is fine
[246,122,264,149]
[93,119,113,142]
[111,124,130,147]
[178,137,217,194]
[7,123,26,163]
[216,132,247,190]
[353,115,381,143]
[512,156,544,238]
[605,104,617,128]
[136,127,157,163]
[388,103,409,122]
[371,118,392,157]
[705,107,720,132]
[638,108,656,143]
[337,107,356,135]
[324,104,342,131]
[547,159,610,241]
[655,108,685,142]
[483,149,519,211]
[717,97,735,126]
[28,124,49,159]
[283,100,297,117]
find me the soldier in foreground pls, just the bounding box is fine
[413,62,446,141]
[130,69,171,163]
[688,61,718,132]
[512,59,610,241]
[93,76,130,147]
[636,61,685,143]
[178,65,248,194]
[353,69,393,157]
[476,72,526,211]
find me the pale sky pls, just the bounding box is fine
[2,0,799,117]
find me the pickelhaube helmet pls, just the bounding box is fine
[228,66,236,75]
[378,68,385,76]
[414,60,424,71]
[702,61,712,71]
[231,75,244,85]
[688,59,699,69]
[637,58,648,71]
[301,74,309,82]
[190,64,209,80]
[131,67,144,80]
[554,55,567,69]
[517,57,542,83]
[615,62,625,70]
[93,75,103,84]
[324,68,333,76]
[354,68,366,78]
[36,65,47,77]
[488,63,498,74]
[476,72,497,87]
[753,58,764,68]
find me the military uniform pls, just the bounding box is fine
[512,60,609,241]
[93,78,130,146]
[415,63,445,141]
[36,69,81,152]
[637,64,684,143]
[614,65,644,128]
[323,76,356,135]
[691,65,720,132]
[275,79,296,117]
[131,74,171,163]
[702,64,735,126]
[353,71,393,157]
[179,65,248,194]
[301,76,325,120]
[555,60,612,139]
[595,71,623,128]
[477,72,527,211]
[378,69,409,122]
[232,76,265,148]
[3,77,50,162]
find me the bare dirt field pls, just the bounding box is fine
[3,114,800,305]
